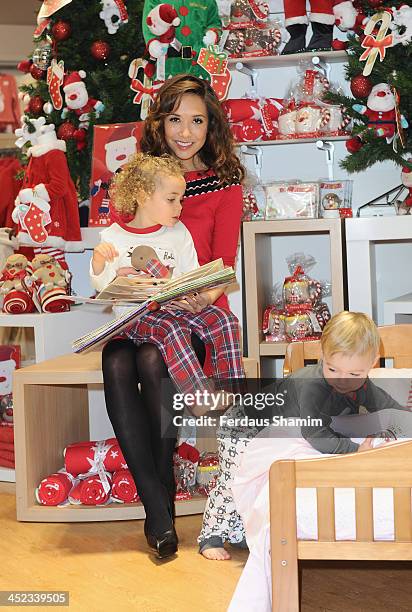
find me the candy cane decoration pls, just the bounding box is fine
[360,11,393,76]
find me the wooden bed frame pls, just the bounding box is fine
[269,324,412,611]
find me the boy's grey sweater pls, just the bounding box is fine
[279,363,403,454]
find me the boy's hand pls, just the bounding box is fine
[357,437,375,452]
[92,242,119,275]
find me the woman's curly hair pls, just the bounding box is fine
[109,152,184,217]
[140,74,245,186]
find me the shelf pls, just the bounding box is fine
[260,342,289,356]
[237,135,350,147]
[228,50,347,70]
[24,495,206,523]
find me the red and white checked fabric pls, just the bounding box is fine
[125,305,245,395]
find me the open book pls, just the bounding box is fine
[72,259,235,353]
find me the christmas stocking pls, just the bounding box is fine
[47,59,65,110]
[20,198,51,245]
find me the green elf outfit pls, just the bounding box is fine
[142,0,222,80]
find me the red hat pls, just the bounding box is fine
[105,124,137,146]
[63,70,87,90]
[146,4,180,29]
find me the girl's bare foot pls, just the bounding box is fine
[201,547,231,560]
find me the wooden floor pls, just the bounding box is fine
[1,492,412,611]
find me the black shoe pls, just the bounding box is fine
[281,24,308,55]
[146,525,178,559]
[306,22,333,51]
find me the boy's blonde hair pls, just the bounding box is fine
[109,152,184,217]
[321,311,380,358]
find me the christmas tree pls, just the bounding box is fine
[328,1,412,173]
[17,0,145,200]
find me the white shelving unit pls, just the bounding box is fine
[384,292,412,325]
[228,50,347,70]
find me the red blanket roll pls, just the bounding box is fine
[68,473,112,506]
[0,442,14,453]
[64,438,127,476]
[111,469,139,503]
[35,472,74,506]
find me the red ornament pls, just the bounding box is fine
[73,128,87,142]
[30,64,46,80]
[346,136,363,153]
[52,20,71,42]
[28,96,45,116]
[57,121,76,141]
[17,59,32,74]
[332,39,347,51]
[90,41,110,61]
[350,75,373,98]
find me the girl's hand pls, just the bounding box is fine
[116,266,141,277]
[166,292,210,314]
[92,242,119,275]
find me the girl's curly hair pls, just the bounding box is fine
[140,74,245,186]
[109,152,184,217]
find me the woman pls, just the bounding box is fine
[102,74,244,559]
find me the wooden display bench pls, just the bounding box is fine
[13,351,258,522]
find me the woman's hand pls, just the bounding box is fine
[166,292,211,314]
[92,242,119,275]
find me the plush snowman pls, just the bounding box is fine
[353,83,408,143]
[61,71,105,129]
[99,0,128,34]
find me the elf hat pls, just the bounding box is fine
[63,70,87,92]
[146,4,180,29]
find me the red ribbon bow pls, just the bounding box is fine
[359,34,393,62]
[130,79,162,104]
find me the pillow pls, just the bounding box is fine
[368,368,412,410]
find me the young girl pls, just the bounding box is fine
[100,75,245,559]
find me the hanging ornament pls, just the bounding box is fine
[389,5,412,47]
[43,101,53,114]
[57,121,76,141]
[346,136,363,153]
[30,64,46,80]
[38,0,73,22]
[32,41,53,70]
[47,59,65,110]
[359,11,393,76]
[51,20,71,42]
[350,75,373,98]
[29,96,45,116]
[99,0,129,35]
[17,59,32,74]
[90,41,111,61]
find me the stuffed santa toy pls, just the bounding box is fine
[222,97,284,141]
[353,83,408,143]
[12,117,82,258]
[402,160,412,208]
[143,4,182,79]
[142,0,221,80]
[61,71,105,130]
[282,0,357,54]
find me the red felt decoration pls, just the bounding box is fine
[350,74,373,98]
[30,64,46,80]
[28,96,45,116]
[57,121,76,141]
[17,59,32,74]
[90,41,110,61]
[51,20,71,42]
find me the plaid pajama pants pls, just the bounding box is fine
[125,305,244,396]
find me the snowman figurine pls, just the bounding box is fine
[99,0,129,34]
[61,71,105,129]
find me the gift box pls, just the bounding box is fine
[197,45,228,76]
[264,182,319,220]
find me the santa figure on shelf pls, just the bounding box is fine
[353,83,408,143]
[90,125,138,223]
[282,0,357,54]
[12,117,82,263]
[61,70,105,129]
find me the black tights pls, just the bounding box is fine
[102,334,205,534]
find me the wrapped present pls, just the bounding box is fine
[64,437,127,477]
[197,45,228,76]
